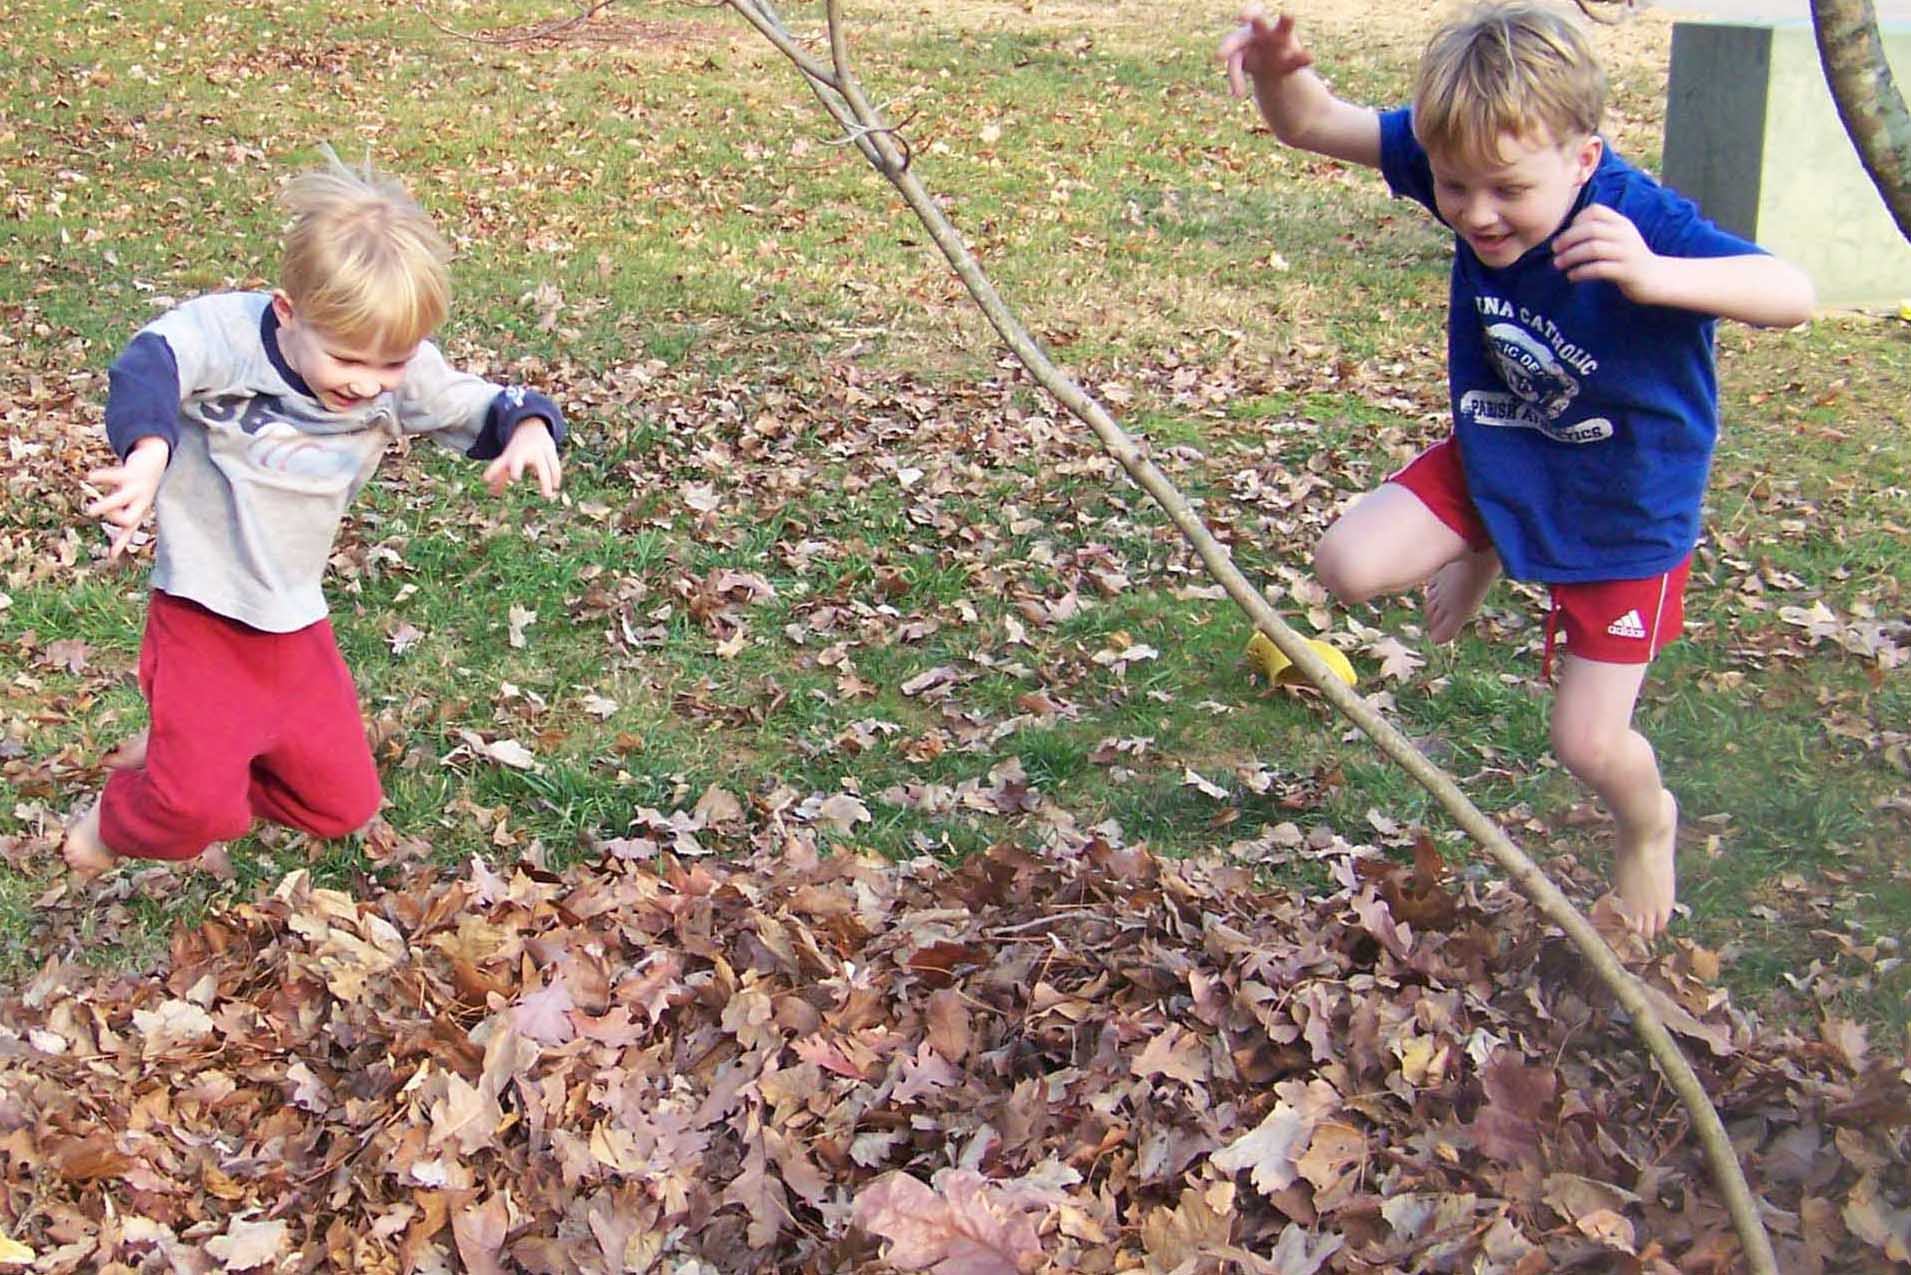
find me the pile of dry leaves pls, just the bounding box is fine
[2,814,1906,1274]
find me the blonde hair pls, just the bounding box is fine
[278,147,450,351]
[1412,1,1607,169]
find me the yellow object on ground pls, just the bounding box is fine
[1246,631,1357,687]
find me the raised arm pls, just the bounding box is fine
[1219,10,1381,169]
[1553,205,1818,328]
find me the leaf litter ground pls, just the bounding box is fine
[4,819,1906,1272]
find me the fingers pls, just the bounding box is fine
[484,440,561,499]
[84,475,152,527]
[1219,26,1255,96]
[1219,9,1303,98]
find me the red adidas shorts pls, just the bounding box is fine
[1390,438,1690,670]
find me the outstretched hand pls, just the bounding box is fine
[1552,204,1665,303]
[86,435,170,558]
[484,417,563,499]
[1218,8,1314,99]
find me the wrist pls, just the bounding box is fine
[129,435,172,463]
[1637,254,1686,308]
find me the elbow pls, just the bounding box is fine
[1267,118,1309,150]
[1774,263,1817,328]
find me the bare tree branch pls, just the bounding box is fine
[716,1,1782,1270]
[417,0,621,46]
[1811,0,1911,241]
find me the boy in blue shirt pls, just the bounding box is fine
[1219,2,1815,935]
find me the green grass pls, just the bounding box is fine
[2,0,1908,1034]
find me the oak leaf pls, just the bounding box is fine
[452,1192,510,1275]
[1211,1101,1307,1196]
[204,1217,289,1272]
[511,977,578,1045]
[852,1170,1045,1275]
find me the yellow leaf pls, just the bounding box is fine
[1395,1034,1437,1085]
[0,1232,34,1265]
[1246,632,1357,687]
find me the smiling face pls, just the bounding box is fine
[272,291,421,412]
[1428,129,1602,268]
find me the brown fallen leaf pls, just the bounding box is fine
[852,1169,1046,1275]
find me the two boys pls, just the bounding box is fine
[69,2,1814,943]
[1221,2,1815,934]
[65,153,566,876]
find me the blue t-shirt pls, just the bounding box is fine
[1378,108,1763,583]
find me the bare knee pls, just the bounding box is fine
[1551,715,1619,782]
[1314,528,1381,606]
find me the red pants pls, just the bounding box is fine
[100,591,383,861]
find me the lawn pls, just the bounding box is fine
[0,0,1907,1264]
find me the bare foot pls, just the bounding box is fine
[62,802,118,879]
[108,729,150,769]
[1613,789,1678,938]
[195,843,235,880]
[1424,552,1499,644]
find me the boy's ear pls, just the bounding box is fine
[1573,134,1603,182]
[270,290,297,326]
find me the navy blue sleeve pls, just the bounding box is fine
[1624,175,1766,261]
[1377,106,1442,222]
[465,387,567,461]
[104,332,182,459]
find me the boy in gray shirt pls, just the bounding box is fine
[65,151,566,876]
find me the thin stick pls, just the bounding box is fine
[418,0,620,46]
[715,2,1778,1270]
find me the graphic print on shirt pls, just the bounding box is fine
[194,393,371,485]
[1458,298,1613,445]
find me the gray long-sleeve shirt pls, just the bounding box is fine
[105,291,565,632]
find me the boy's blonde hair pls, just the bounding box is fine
[1412,1,1607,169]
[278,148,450,352]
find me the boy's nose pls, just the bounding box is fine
[347,375,381,399]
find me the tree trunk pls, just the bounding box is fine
[1810,0,1911,242]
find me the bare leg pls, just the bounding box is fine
[1315,483,1477,610]
[62,801,116,879]
[1425,548,1501,644]
[1551,655,1678,937]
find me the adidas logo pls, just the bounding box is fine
[1606,609,1647,640]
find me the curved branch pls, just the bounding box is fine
[1811,0,1911,241]
[717,2,1780,1271]
[416,0,620,46]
